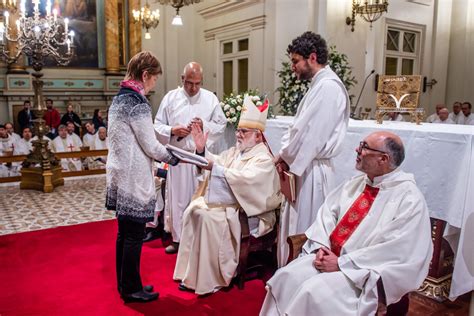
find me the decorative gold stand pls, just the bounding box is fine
[418,274,452,302]
[20,165,64,193]
[20,72,64,192]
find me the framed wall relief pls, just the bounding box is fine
[375,75,425,124]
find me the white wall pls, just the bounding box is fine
[446,0,474,106]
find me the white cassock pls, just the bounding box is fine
[387,114,404,121]
[82,132,96,147]
[433,118,455,124]
[9,132,21,143]
[14,138,33,155]
[69,132,83,148]
[463,113,474,125]
[261,170,433,316]
[51,135,82,171]
[154,87,227,242]
[449,112,464,124]
[90,135,108,169]
[426,112,439,123]
[278,65,350,266]
[173,143,281,295]
[0,136,15,177]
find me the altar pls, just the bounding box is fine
[264,116,474,300]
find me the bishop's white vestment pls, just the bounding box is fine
[154,87,227,242]
[260,170,433,316]
[173,143,281,295]
[51,135,82,171]
[278,65,350,266]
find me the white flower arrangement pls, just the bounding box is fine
[220,90,266,128]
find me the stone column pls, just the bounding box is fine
[105,0,121,74]
[128,0,142,58]
[6,10,27,74]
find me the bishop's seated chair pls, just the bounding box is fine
[287,234,410,316]
[235,208,279,289]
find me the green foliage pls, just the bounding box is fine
[276,46,358,116]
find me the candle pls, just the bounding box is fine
[16,19,20,33]
[4,11,9,26]
[66,39,70,53]
[20,0,25,17]
[46,0,51,16]
[69,30,75,43]
[64,18,69,34]
[53,8,57,21]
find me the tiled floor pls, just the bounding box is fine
[0,175,115,235]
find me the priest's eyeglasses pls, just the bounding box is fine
[358,141,388,155]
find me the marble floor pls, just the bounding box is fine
[0,175,115,236]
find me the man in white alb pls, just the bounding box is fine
[14,127,34,155]
[90,126,108,169]
[449,101,464,124]
[174,95,281,295]
[426,104,444,123]
[154,62,227,254]
[51,124,82,171]
[273,31,350,266]
[4,122,21,143]
[461,101,474,125]
[433,107,454,124]
[82,122,96,147]
[260,131,433,316]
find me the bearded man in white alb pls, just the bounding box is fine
[273,31,350,266]
[52,124,82,171]
[173,96,281,295]
[260,131,433,316]
[154,62,227,254]
[66,121,83,146]
[14,127,33,155]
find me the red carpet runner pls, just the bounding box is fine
[0,220,266,315]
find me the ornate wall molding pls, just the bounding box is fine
[197,1,262,19]
[204,15,265,41]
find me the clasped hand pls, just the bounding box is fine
[171,117,203,138]
[313,247,340,273]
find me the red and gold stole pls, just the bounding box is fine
[329,184,380,256]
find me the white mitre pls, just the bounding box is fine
[238,95,269,132]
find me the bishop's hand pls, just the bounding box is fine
[191,122,208,154]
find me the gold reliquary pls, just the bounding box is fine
[375,75,425,124]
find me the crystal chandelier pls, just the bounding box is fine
[346,0,389,32]
[133,0,159,40]
[0,0,75,185]
[157,0,202,26]
[0,0,17,12]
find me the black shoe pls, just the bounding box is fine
[143,230,160,242]
[122,290,159,303]
[165,242,179,254]
[143,285,153,292]
[178,282,194,293]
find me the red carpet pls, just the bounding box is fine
[0,220,267,315]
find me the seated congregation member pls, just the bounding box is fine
[0,124,15,177]
[174,96,281,295]
[386,112,404,122]
[4,122,21,143]
[51,124,82,171]
[82,122,96,147]
[449,101,464,124]
[260,131,433,316]
[61,103,82,135]
[66,121,83,146]
[433,107,454,124]
[426,104,443,123]
[15,127,34,155]
[461,101,474,125]
[17,100,35,131]
[89,126,108,169]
